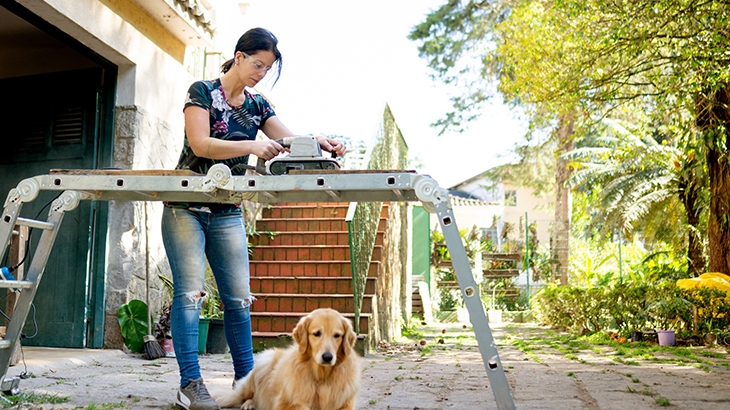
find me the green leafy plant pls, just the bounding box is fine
[117,299,150,353]
[646,284,692,330]
[202,267,224,319]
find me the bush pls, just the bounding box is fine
[682,287,730,333]
[533,282,692,335]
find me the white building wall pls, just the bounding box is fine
[15,0,244,347]
[502,183,553,249]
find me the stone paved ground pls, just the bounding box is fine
[3,322,730,409]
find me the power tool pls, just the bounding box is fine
[256,136,340,175]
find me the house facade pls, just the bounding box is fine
[449,172,553,249]
[0,0,245,349]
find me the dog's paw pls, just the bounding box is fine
[241,399,255,410]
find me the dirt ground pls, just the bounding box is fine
[4,322,730,409]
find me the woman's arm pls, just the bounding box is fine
[185,106,282,161]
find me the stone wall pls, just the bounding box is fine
[103,105,182,349]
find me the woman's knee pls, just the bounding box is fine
[175,290,208,310]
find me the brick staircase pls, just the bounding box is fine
[248,202,386,352]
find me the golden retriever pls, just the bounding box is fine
[213,308,361,410]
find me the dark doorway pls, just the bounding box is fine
[0,1,116,348]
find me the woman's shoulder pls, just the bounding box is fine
[189,78,220,92]
[244,89,266,102]
[244,90,274,111]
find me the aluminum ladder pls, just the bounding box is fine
[0,165,516,409]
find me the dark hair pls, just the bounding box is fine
[221,27,282,85]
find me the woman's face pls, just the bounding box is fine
[236,50,276,87]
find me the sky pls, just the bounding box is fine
[224,0,527,188]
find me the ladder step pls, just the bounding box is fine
[0,281,33,289]
[16,217,55,231]
[0,340,11,349]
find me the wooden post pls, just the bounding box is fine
[5,225,28,366]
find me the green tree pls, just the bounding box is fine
[541,0,730,274]
[410,0,581,284]
[563,117,707,275]
[413,0,729,276]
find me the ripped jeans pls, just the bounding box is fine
[161,206,254,387]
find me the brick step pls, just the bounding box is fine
[250,244,349,261]
[262,203,351,219]
[250,311,370,334]
[251,276,376,295]
[250,231,354,247]
[252,293,373,314]
[262,203,390,219]
[250,245,383,262]
[255,217,387,233]
[250,231,385,247]
[250,260,380,277]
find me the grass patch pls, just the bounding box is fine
[700,351,725,359]
[1,392,69,407]
[84,402,128,410]
[656,397,671,406]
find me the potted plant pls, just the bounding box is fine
[646,293,690,346]
[202,269,228,354]
[486,281,504,324]
[155,275,175,356]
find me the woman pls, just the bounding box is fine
[162,27,346,410]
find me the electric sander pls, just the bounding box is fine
[256,136,340,175]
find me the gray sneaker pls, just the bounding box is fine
[176,378,220,410]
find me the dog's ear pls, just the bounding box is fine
[339,316,357,358]
[293,315,310,355]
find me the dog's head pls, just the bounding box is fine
[292,308,357,366]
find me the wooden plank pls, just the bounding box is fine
[50,169,201,176]
[291,169,418,175]
[435,260,452,268]
[437,281,461,289]
[482,253,522,261]
[483,269,520,277]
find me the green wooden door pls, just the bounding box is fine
[412,205,431,289]
[0,68,111,347]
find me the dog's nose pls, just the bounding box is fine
[322,352,333,363]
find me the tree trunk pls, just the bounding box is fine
[553,112,575,285]
[677,161,706,277]
[707,145,730,275]
[696,84,730,275]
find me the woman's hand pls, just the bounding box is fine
[315,136,347,157]
[250,139,284,160]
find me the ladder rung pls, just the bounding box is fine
[16,217,55,231]
[0,340,11,349]
[0,281,33,289]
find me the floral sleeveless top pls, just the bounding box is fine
[175,78,276,176]
[168,79,275,211]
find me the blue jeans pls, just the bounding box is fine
[161,206,254,387]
